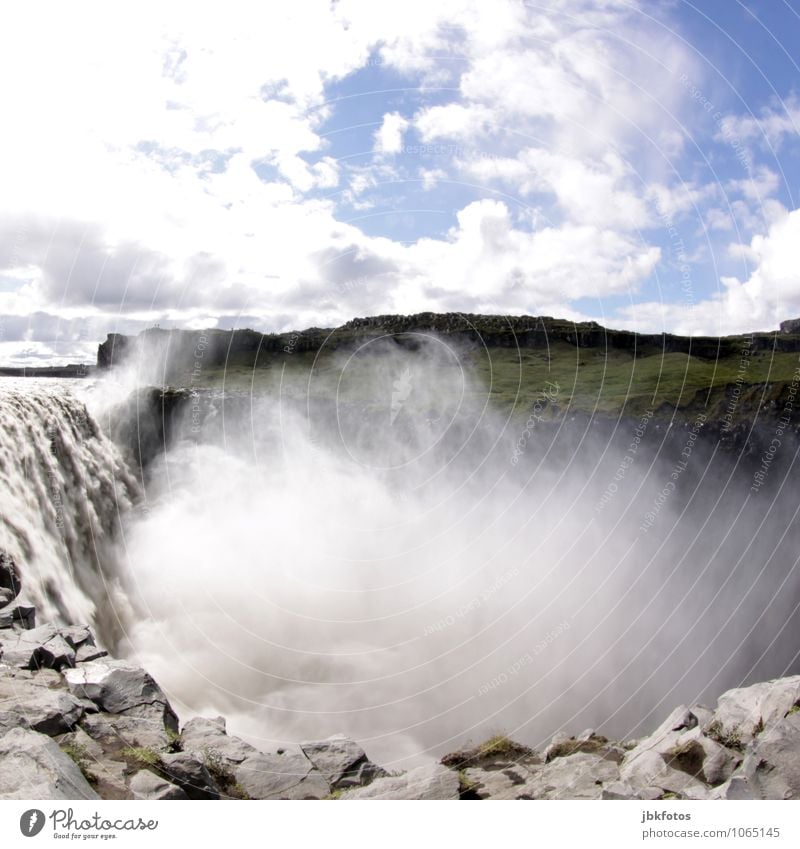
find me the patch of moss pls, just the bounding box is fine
[787,704,800,716]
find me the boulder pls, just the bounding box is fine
[619,705,712,798]
[180,716,258,765]
[0,624,58,668]
[159,752,221,800]
[710,775,757,800]
[342,763,459,800]
[0,727,99,799]
[38,635,76,671]
[81,706,177,752]
[234,746,330,800]
[300,735,387,789]
[743,712,800,799]
[462,764,538,800]
[601,780,640,800]
[0,604,36,630]
[660,726,740,786]
[0,552,20,606]
[75,645,108,663]
[129,769,188,800]
[525,752,620,799]
[711,677,800,746]
[0,679,84,735]
[620,748,709,799]
[62,659,178,734]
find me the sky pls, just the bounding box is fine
[0,0,799,364]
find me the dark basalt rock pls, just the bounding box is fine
[0,551,21,607]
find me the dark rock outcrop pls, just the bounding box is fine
[0,551,20,607]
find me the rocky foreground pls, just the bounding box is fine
[1,576,798,800]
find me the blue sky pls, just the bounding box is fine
[0,0,799,363]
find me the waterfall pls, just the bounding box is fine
[0,379,139,645]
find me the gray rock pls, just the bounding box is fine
[56,727,129,799]
[81,705,176,752]
[526,752,620,799]
[657,726,740,787]
[58,626,94,649]
[0,680,84,735]
[342,763,459,800]
[0,624,58,668]
[300,734,386,789]
[543,731,571,762]
[0,727,99,799]
[711,775,756,800]
[620,705,711,798]
[620,748,710,799]
[62,660,178,735]
[690,704,715,729]
[129,769,188,800]
[0,604,36,630]
[234,745,330,800]
[601,780,639,799]
[38,635,76,670]
[462,764,538,799]
[743,712,800,799]
[712,676,800,746]
[160,752,220,800]
[180,716,258,765]
[75,645,108,663]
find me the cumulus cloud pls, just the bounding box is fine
[374,113,410,155]
[616,208,800,335]
[0,0,795,353]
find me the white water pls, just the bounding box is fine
[3,367,799,770]
[0,378,139,639]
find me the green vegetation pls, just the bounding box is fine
[201,748,249,799]
[457,769,479,798]
[167,334,800,424]
[545,736,609,762]
[477,734,523,757]
[61,741,98,786]
[706,720,743,751]
[120,746,162,767]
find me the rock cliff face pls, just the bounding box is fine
[2,596,798,800]
[97,314,800,373]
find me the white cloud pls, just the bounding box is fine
[616,209,800,335]
[466,148,652,230]
[716,96,800,151]
[374,112,410,155]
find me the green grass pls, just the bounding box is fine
[165,338,800,424]
[61,742,98,786]
[120,746,162,767]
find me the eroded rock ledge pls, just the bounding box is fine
[1,603,798,800]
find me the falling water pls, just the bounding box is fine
[0,378,139,645]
